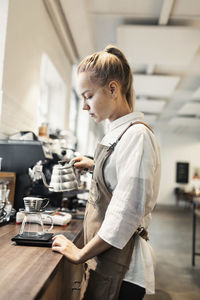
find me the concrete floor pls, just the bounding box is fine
[144,204,200,300]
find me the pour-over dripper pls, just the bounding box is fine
[23,197,49,212]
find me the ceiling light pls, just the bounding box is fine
[134,75,180,97]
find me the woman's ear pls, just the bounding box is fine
[108,81,119,98]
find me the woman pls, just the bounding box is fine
[52,45,161,300]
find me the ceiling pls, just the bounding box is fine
[59,0,200,138]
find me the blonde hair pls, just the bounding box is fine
[77,45,135,111]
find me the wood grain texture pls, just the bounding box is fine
[0,220,83,300]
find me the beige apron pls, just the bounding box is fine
[79,121,153,300]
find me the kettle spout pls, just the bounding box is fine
[29,162,51,189]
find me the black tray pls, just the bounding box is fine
[11,233,54,247]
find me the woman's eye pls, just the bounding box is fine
[86,95,92,100]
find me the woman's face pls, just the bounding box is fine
[78,72,115,123]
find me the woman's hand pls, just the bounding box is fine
[71,156,94,171]
[52,234,81,264]
[52,234,112,264]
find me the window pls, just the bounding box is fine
[39,53,67,132]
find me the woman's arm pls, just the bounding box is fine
[52,234,111,264]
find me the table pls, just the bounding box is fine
[174,187,193,206]
[192,196,200,266]
[0,219,83,300]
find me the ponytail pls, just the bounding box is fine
[77,45,135,111]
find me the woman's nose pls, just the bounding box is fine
[82,102,90,110]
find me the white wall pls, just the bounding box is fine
[0,0,72,137]
[0,0,9,126]
[157,131,200,205]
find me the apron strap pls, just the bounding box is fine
[118,121,153,140]
[107,120,153,152]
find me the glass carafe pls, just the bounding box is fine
[19,197,53,238]
[19,211,53,237]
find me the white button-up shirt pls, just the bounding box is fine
[98,112,161,294]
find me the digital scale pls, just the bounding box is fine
[11,232,54,247]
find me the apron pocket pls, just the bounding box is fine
[81,267,112,300]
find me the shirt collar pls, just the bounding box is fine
[108,112,144,131]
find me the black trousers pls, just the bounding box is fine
[118,281,145,300]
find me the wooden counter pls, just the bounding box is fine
[0,220,83,300]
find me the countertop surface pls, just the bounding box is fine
[0,219,83,300]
